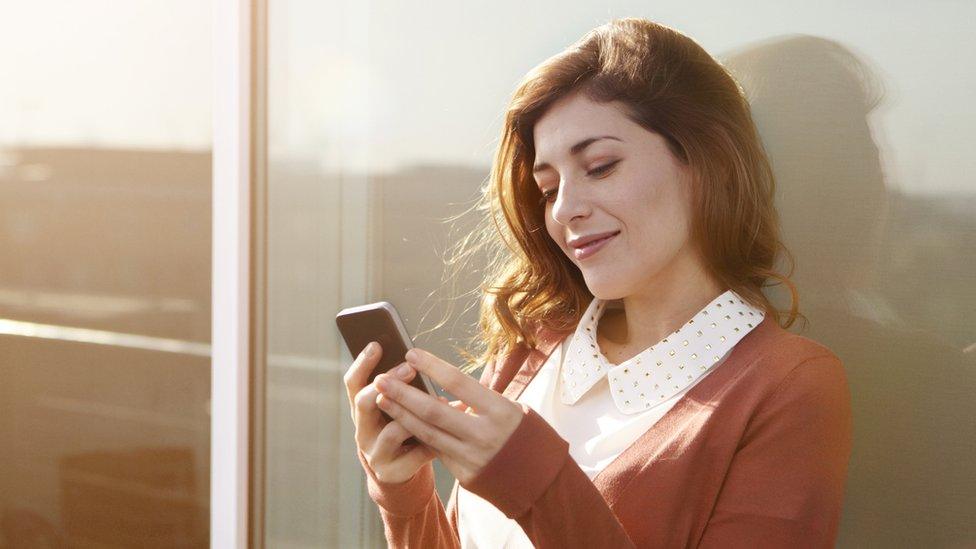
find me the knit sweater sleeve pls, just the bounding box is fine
[360,341,640,547]
[356,356,499,548]
[698,352,854,548]
[460,402,639,548]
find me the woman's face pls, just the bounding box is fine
[532,91,700,300]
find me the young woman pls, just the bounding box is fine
[344,18,852,548]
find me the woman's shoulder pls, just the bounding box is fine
[477,325,570,389]
[743,316,848,403]
[754,316,842,367]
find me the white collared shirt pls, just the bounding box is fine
[561,289,765,413]
[458,289,765,548]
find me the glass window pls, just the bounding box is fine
[264,3,976,547]
[0,3,211,546]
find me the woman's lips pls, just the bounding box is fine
[573,232,618,261]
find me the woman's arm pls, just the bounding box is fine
[356,355,501,548]
[370,342,634,547]
[362,344,640,548]
[698,352,853,548]
[355,452,460,548]
[462,402,639,548]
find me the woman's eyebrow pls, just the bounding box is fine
[532,135,622,174]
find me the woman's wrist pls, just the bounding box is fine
[357,448,436,516]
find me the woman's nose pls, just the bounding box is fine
[551,182,590,225]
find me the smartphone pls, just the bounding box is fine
[336,301,438,446]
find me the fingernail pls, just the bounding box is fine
[396,364,412,378]
[364,342,376,357]
[405,349,418,362]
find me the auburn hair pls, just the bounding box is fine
[447,18,800,375]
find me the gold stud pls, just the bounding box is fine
[678,364,684,369]
[691,353,698,359]
[689,319,694,324]
[687,374,692,379]
[748,323,753,328]
[720,336,726,342]
[656,360,662,366]
[682,340,689,346]
[697,330,703,337]
[669,350,675,356]
[640,393,645,398]
[625,400,629,405]
[624,368,629,374]
[724,315,731,320]
[663,338,669,343]
[710,322,717,328]
[734,327,740,332]
[713,356,719,362]
[645,372,650,377]
[717,303,722,308]
[705,344,711,350]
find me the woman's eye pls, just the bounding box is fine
[587,159,620,178]
[539,188,557,205]
[537,160,620,206]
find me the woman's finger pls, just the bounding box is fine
[352,382,387,448]
[344,342,383,412]
[370,418,436,477]
[371,416,419,461]
[376,375,476,441]
[376,390,467,458]
[449,399,472,414]
[405,348,499,415]
[352,362,418,449]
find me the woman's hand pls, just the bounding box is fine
[343,342,464,485]
[373,347,524,485]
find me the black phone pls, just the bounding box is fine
[335,301,437,446]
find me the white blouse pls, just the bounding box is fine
[457,289,765,548]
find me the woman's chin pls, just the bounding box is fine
[582,274,629,301]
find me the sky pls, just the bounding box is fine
[1,0,974,195]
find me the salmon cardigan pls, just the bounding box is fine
[355,314,853,548]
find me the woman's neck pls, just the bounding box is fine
[597,252,724,365]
